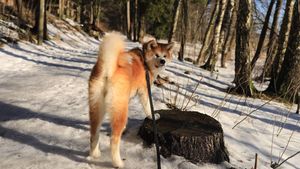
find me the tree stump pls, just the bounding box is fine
[138,109,229,164]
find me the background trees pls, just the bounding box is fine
[1,0,299,103]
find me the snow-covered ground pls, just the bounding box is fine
[0,21,299,169]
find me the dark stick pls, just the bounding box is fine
[145,70,161,169]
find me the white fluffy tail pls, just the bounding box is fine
[98,32,125,78]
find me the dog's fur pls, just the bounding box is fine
[88,32,174,168]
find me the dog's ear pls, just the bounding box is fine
[144,40,158,51]
[166,42,174,51]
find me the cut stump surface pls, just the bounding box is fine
[138,109,229,164]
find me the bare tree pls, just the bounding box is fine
[191,0,211,43]
[261,0,283,80]
[178,0,188,61]
[250,0,276,70]
[196,1,219,65]
[133,0,138,41]
[221,0,236,68]
[16,0,23,20]
[138,0,147,42]
[266,0,295,93]
[297,92,300,114]
[38,0,45,45]
[127,0,131,39]
[59,0,65,19]
[233,0,254,96]
[76,0,82,23]
[275,0,300,101]
[201,0,228,71]
[168,0,182,43]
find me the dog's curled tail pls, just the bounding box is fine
[98,32,125,78]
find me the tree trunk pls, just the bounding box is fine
[261,0,283,81]
[138,110,230,164]
[76,0,81,23]
[178,0,188,62]
[219,0,233,57]
[48,0,52,13]
[250,0,276,70]
[201,0,227,71]
[276,1,300,102]
[196,1,219,65]
[43,0,47,40]
[221,0,236,68]
[232,0,254,96]
[66,0,70,18]
[59,0,64,19]
[192,0,211,43]
[168,0,182,43]
[296,92,300,114]
[89,1,93,25]
[133,0,138,41]
[266,0,295,93]
[16,0,23,20]
[126,0,131,40]
[137,0,146,42]
[93,0,101,28]
[38,0,45,45]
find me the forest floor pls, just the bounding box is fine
[0,19,299,169]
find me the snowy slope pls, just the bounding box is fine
[0,21,299,169]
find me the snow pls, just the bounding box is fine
[0,21,299,169]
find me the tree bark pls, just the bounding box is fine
[276,1,300,102]
[38,0,45,45]
[178,0,188,62]
[59,0,64,19]
[137,0,146,42]
[89,1,93,24]
[192,0,211,43]
[66,0,70,18]
[266,0,295,93]
[93,0,101,28]
[16,0,23,20]
[261,0,283,81]
[133,0,138,41]
[168,0,182,43]
[76,0,81,23]
[297,92,300,114]
[201,0,228,71]
[196,1,219,65]
[48,0,52,13]
[127,0,131,40]
[43,0,47,40]
[232,0,254,96]
[250,0,276,70]
[221,0,236,68]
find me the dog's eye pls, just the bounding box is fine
[155,54,160,58]
[163,55,166,58]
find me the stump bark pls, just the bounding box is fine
[138,109,229,164]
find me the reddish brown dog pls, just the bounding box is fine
[88,32,174,168]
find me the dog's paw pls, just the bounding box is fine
[147,113,160,120]
[112,159,124,168]
[88,150,101,160]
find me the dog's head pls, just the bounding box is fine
[142,40,174,72]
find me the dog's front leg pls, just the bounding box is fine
[138,89,160,120]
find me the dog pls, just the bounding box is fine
[88,32,174,168]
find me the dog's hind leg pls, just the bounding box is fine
[110,94,129,168]
[88,81,106,159]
